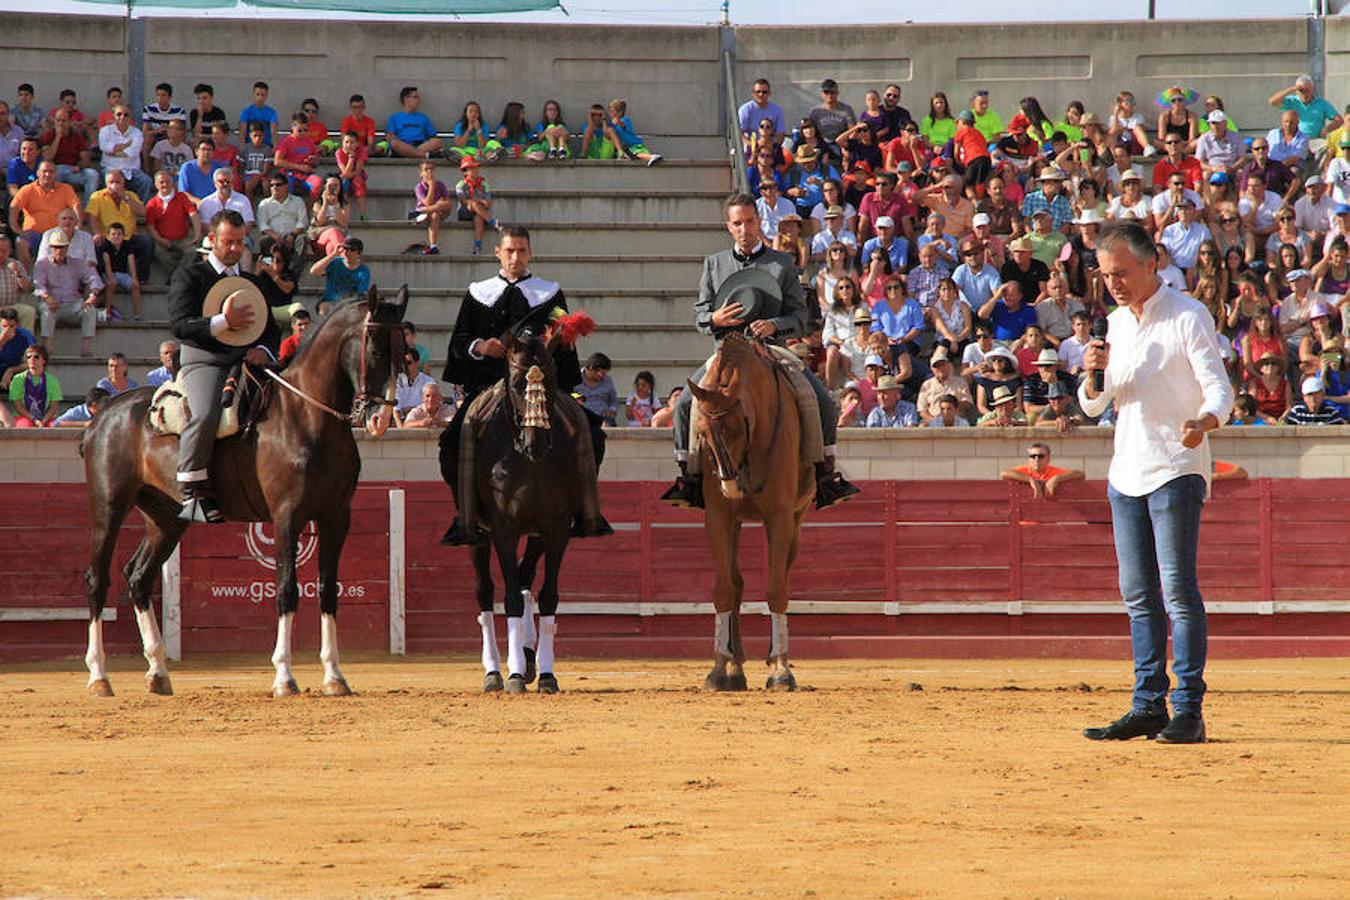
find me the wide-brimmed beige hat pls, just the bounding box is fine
[202,276,268,347]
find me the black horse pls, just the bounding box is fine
[461,315,601,694]
[80,287,407,697]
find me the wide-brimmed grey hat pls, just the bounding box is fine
[713,266,782,324]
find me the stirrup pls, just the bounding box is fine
[660,476,704,509]
[814,471,860,510]
[571,515,616,538]
[440,517,486,547]
[179,493,225,524]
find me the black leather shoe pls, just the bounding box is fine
[1083,708,1169,741]
[179,486,225,524]
[571,514,616,538]
[1157,711,1206,744]
[815,470,860,510]
[439,517,486,547]
[660,475,704,509]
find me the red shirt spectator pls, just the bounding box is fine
[145,190,196,241]
[275,133,317,171]
[953,121,990,168]
[341,112,378,146]
[279,332,302,362]
[1151,154,1203,191]
[39,129,87,167]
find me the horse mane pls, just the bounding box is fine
[287,295,400,369]
[709,331,769,388]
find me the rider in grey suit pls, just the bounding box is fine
[662,193,858,509]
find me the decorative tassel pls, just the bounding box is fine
[522,365,550,429]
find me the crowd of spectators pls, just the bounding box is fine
[0,78,669,426]
[730,74,1350,429]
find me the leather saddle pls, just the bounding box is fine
[147,364,263,439]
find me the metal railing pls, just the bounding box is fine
[722,48,749,195]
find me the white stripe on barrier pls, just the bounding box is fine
[161,546,182,661]
[0,608,116,621]
[486,599,1350,617]
[388,488,406,655]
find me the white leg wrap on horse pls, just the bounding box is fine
[319,613,343,684]
[506,616,526,677]
[86,618,108,683]
[521,590,538,648]
[537,615,557,674]
[478,611,501,673]
[272,612,296,685]
[770,612,790,659]
[135,606,168,676]
[713,611,733,659]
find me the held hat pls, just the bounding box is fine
[201,276,269,347]
[990,385,1017,406]
[713,266,782,326]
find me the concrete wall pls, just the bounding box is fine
[5,426,1349,484]
[3,15,1331,148]
[735,18,1317,137]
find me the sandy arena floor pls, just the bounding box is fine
[1,655,1347,898]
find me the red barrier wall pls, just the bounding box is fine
[3,478,1348,661]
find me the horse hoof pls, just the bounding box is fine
[537,673,559,694]
[765,672,797,692]
[523,647,537,685]
[323,678,353,697]
[87,678,115,698]
[703,672,747,692]
[483,671,504,693]
[272,679,301,698]
[145,674,174,696]
[505,674,528,694]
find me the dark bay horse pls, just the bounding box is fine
[686,332,814,691]
[462,315,600,694]
[80,287,407,697]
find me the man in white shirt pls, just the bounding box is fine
[97,105,153,201]
[1159,199,1208,271]
[196,168,255,238]
[1080,219,1233,745]
[755,181,794,240]
[1294,175,1336,247]
[1195,111,1244,179]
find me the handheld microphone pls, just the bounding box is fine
[1090,318,1109,393]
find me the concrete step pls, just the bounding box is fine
[358,253,704,290]
[352,221,725,256]
[54,321,712,363]
[354,157,731,193]
[354,189,726,224]
[55,285,701,327]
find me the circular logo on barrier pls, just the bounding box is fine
[244,522,319,571]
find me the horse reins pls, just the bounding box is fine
[702,348,785,495]
[265,311,401,424]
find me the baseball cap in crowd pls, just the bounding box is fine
[864,353,885,368]
[1286,268,1312,283]
[1209,172,1231,185]
[1031,209,1053,220]
[875,215,895,229]
[820,78,839,92]
[1007,114,1031,134]
[1120,169,1141,182]
[1302,376,1325,394]
[1305,174,1325,187]
[1336,204,1350,216]
[1206,110,1227,124]
[971,212,992,227]
[852,307,872,325]
[1046,382,1067,400]
[955,109,976,124]
[1310,302,1333,319]
[824,205,843,219]
[896,161,914,173]
[342,236,364,252]
[1035,348,1060,367]
[990,385,1016,406]
[459,155,481,171]
[48,231,70,247]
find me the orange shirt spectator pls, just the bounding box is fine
[11,178,80,234]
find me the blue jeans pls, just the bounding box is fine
[1107,474,1208,715]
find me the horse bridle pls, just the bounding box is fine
[266,311,402,425]
[700,361,785,495]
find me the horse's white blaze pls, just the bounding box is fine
[506,616,526,677]
[477,611,501,673]
[319,612,343,685]
[271,612,296,687]
[521,590,537,649]
[85,618,108,684]
[135,606,169,677]
[713,610,732,659]
[537,615,557,674]
[770,611,789,659]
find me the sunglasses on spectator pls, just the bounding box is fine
[1028,452,1047,459]
[884,93,899,99]
[1277,215,1294,221]
[1220,216,1238,223]
[1170,98,1186,104]
[24,353,41,360]
[962,249,979,256]
[1164,139,1180,145]
[753,89,769,96]
[830,248,846,254]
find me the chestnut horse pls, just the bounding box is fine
[686,332,814,691]
[80,287,407,698]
